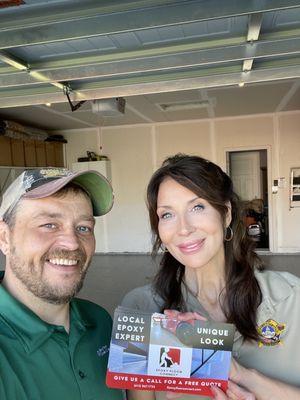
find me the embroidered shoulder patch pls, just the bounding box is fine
[257,319,286,347]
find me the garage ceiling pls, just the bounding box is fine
[0,0,299,130]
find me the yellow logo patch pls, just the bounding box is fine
[257,319,286,347]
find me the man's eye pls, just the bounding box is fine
[192,204,204,212]
[42,223,56,229]
[76,226,92,233]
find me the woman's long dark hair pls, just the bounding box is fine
[147,154,263,341]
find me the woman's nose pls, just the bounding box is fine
[178,215,196,236]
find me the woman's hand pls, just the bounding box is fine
[211,382,256,400]
[164,309,206,321]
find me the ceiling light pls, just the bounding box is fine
[238,82,245,87]
[158,99,216,112]
[45,103,52,107]
[243,59,253,72]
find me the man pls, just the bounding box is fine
[0,168,123,400]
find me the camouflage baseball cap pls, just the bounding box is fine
[0,167,114,219]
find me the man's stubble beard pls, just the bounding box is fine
[8,246,90,305]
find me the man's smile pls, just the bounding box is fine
[47,258,78,266]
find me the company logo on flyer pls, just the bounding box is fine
[160,347,180,367]
[147,344,192,377]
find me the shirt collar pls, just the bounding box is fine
[254,269,295,324]
[234,270,296,342]
[70,299,94,330]
[0,271,92,354]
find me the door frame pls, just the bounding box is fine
[223,145,275,253]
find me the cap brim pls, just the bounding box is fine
[23,170,113,216]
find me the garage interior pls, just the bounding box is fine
[0,0,299,312]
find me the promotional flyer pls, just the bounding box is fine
[106,307,235,396]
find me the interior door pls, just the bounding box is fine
[230,151,261,201]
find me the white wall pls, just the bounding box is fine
[62,111,300,253]
[102,125,153,252]
[276,113,300,251]
[63,127,100,166]
[63,127,108,252]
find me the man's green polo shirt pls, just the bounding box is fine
[0,273,122,400]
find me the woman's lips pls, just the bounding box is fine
[177,239,205,254]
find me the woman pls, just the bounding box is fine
[122,154,300,400]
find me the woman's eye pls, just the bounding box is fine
[192,204,204,212]
[76,226,92,233]
[160,212,173,220]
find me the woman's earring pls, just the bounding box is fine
[161,244,169,252]
[224,226,233,242]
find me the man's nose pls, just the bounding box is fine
[56,228,80,251]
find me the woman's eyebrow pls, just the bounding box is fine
[157,196,201,208]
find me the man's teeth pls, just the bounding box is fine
[48,258,78,266]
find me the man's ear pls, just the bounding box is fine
[0,221,10,256]
[225,201,232,227]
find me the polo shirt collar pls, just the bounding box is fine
[70,299,94,330]
[0,271,92,354]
